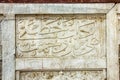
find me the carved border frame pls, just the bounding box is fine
[106,5,119,80]
[0,3,119,80]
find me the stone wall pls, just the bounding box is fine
[0,4,119,80]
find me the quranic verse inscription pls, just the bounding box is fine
[16,15,106,58]
[20,71,106,80]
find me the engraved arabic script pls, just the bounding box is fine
[16,15,105,58]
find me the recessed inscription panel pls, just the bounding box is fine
[20,71,106,80]
[16,15,106,59]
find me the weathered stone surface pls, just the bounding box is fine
[20,71,106,80]
[0,3,115,14]
[16,15,106,59]
[2,14,15,80]
[0,15,3,60]
[16,58,42,70]
[15,15,106,71]
[0,15,3,80]
[107,5,119,80]
[16,58,106,70]
[0,3,119,80]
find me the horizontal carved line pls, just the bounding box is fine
[17,68,106,72]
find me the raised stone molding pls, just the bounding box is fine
[1,14,15,80]
[0,3,115,14]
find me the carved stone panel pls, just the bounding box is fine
[15,14,107,72]
[16,15,106,60]
[20,71,106,80]
[0,3,119,80]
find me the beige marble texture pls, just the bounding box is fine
[20,71,106,80]
[0,3,119,80]
[15,14,107,79]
